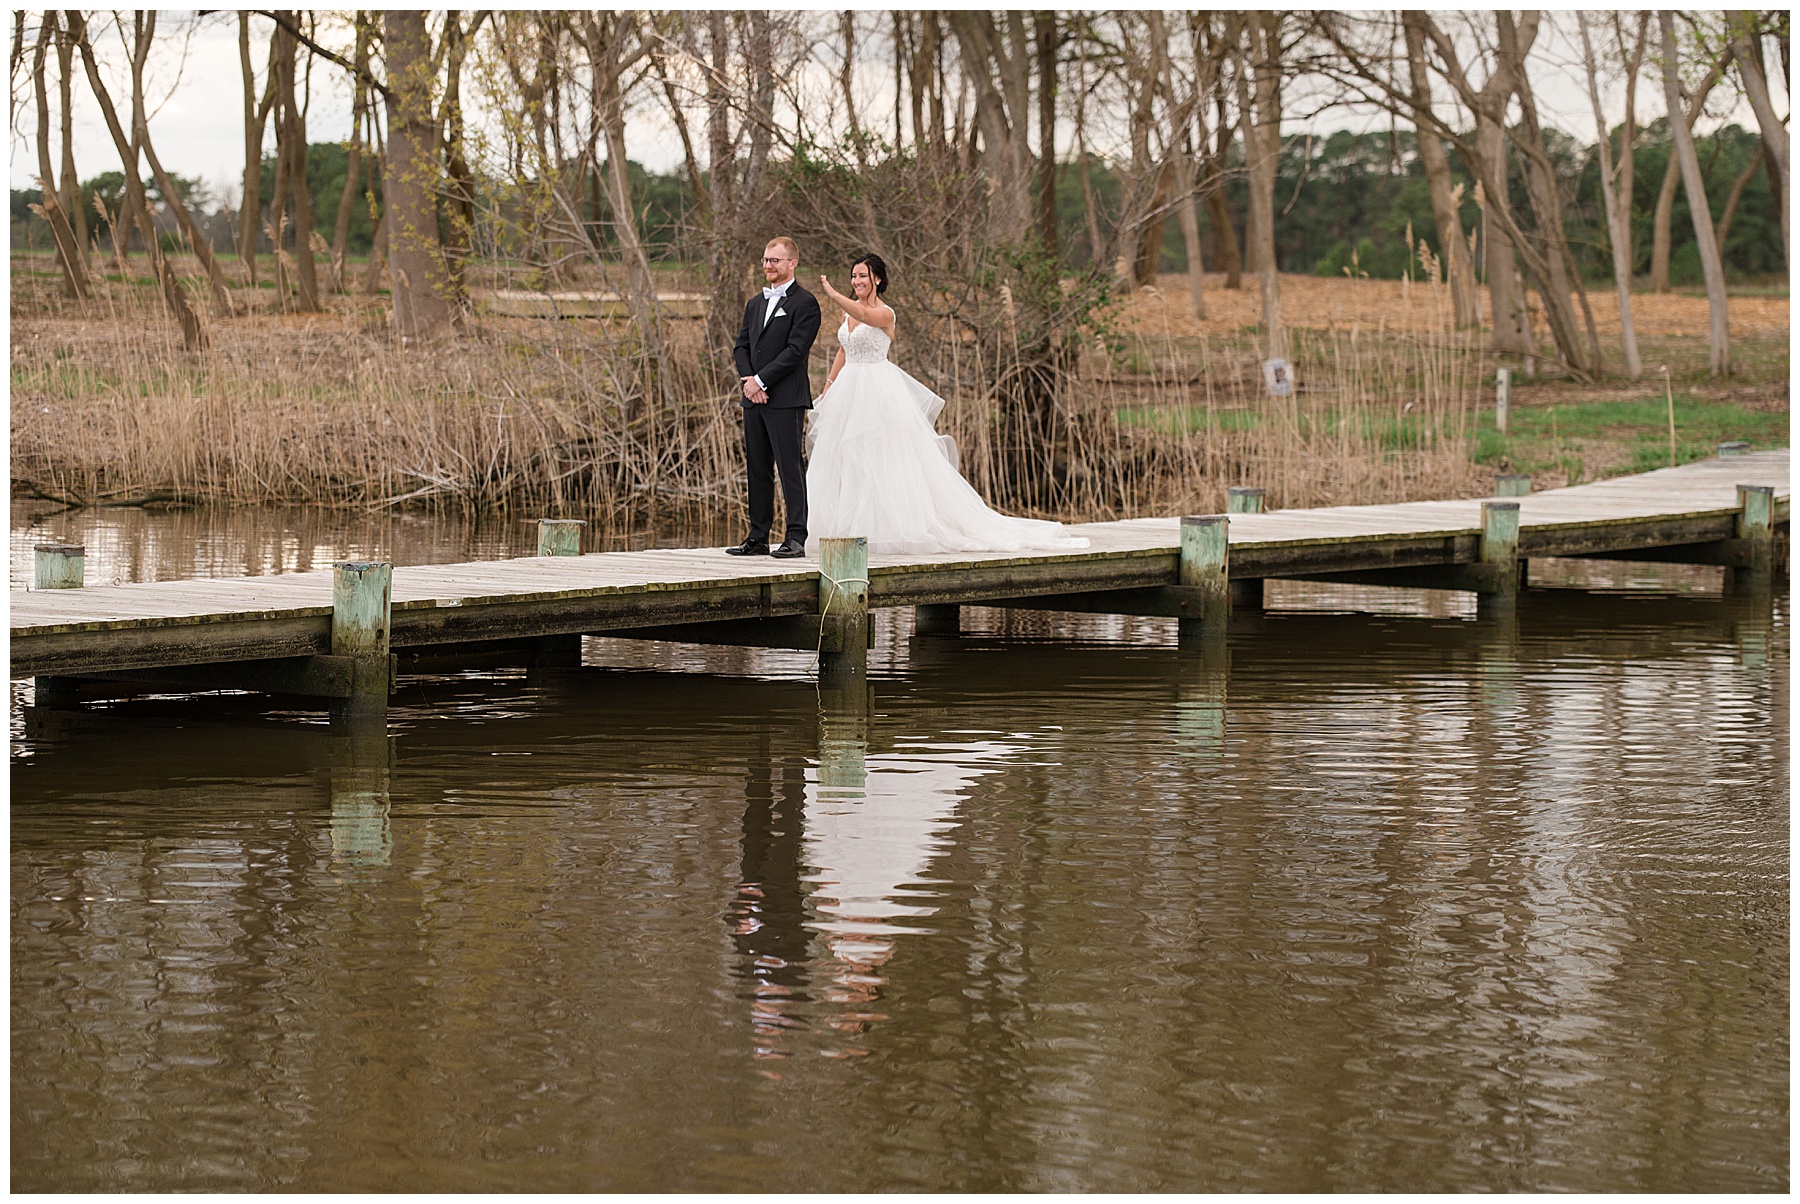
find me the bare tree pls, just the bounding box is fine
[1402,12,1478,327]
[30,13,89,298]
[385,8,454,338]
[1649,37,1728,292]
[238,12,275,288]
[1234,13,1287,360]
[54,14,89,276]
[1728,11,1788,267]
[69,10,206,349]
[328,12,373,293]
[1579,11,1647,377]
[1660,10,1730,374]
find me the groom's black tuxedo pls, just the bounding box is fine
[731,281,821,545]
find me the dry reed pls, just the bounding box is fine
[11,259,1490,529]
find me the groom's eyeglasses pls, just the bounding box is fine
[761,256,793,266]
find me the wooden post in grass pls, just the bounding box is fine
[33,544,84,590]
[819,537,869,678]
[330,561,392,725]
[1494,474,1531,497]
[1731,484,1775,595]
[1225,490,1264,607]
[1478,501,1521,613]
[1494,368,1512,435]
[1178,515,1229,644]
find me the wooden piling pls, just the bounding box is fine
[818,537,869,677]
[914,603,961,636]
[1478,501,1521,612]
[1495,368,1512,434]
[1226,487,1266,514]
[536,519,585,557]
[1178,515,1229,643]
[330,561,393,724]
[33,544,84,590]
[1730,484,1776,594]
[1494,474,1531,497]
[1718,441,1750,457]
[1226,493,1264,607]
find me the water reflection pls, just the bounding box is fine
[8,511,1787,1192]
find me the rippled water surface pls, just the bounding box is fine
[11,506,1789,1191]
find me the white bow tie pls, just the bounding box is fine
[763,285,785,300]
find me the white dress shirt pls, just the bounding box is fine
[753,277,794,390]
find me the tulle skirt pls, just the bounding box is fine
[805,360,1089,556]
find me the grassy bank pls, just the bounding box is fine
[10,256,1786,522]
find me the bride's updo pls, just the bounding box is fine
[853,253,889,296]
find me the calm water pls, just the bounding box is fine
[10,505,1789,1191]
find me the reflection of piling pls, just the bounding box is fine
[1177,515,1230,647]
[1477,502,1521,615]
[330,561,393,728]
[817,683,869,798]
[819,537,870,678]
[329,724,392,868]
[1175,634,1230,759]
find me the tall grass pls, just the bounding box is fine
[11,260,1489,530]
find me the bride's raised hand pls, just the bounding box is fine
[818,274,842,302]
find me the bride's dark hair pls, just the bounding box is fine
[852,252,889,296]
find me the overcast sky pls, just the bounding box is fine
[9,11,1777,205]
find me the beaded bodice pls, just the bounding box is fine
[838,318,892,365]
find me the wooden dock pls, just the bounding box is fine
[12,450,1787,721]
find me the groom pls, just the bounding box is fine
[727,236,821,558]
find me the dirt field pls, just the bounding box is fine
[1119,272,1790,340]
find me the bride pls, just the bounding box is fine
[808,254,1089,556]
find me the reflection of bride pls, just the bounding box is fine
[808,255,1090,557]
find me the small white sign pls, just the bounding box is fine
[1262,358,1294,398]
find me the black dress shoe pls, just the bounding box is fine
[725,538,770,556]
[769,539,807,559]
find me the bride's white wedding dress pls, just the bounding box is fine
[806,318,1089,556]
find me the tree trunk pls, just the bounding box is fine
[439,11,480,305]
[384,9,454,338]
[1403,13,1478,326]
[1206,83,1242,288]
[703,11,742,373]
[1235,15,1283,361]
[32,13,88,299]
[330,16,372,294]
[363,199,386,295]
[54,16,88,275]
[587,12,664,392]
[1175,131,1207,319]
[1660,11,1730,374]
[1730,17,1788,267]
[273,14,320,312]
[239,12,269,287]
[1650,50,1727,291]
[1034,10,1058,257]
[1715,145,1765,252]
[132,13,234,315]
[1578,12,1644,376]
[70,12,205,350]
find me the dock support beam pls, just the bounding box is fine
[1178,515,1229,645]
[1226,491,1264,608]
[1729,484,1776,595]
[914,603,961,636]
[330,561,393,726]
[1478,501,1521,614]
[818,537,869,678]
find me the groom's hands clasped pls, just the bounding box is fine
[741,375,768,404]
